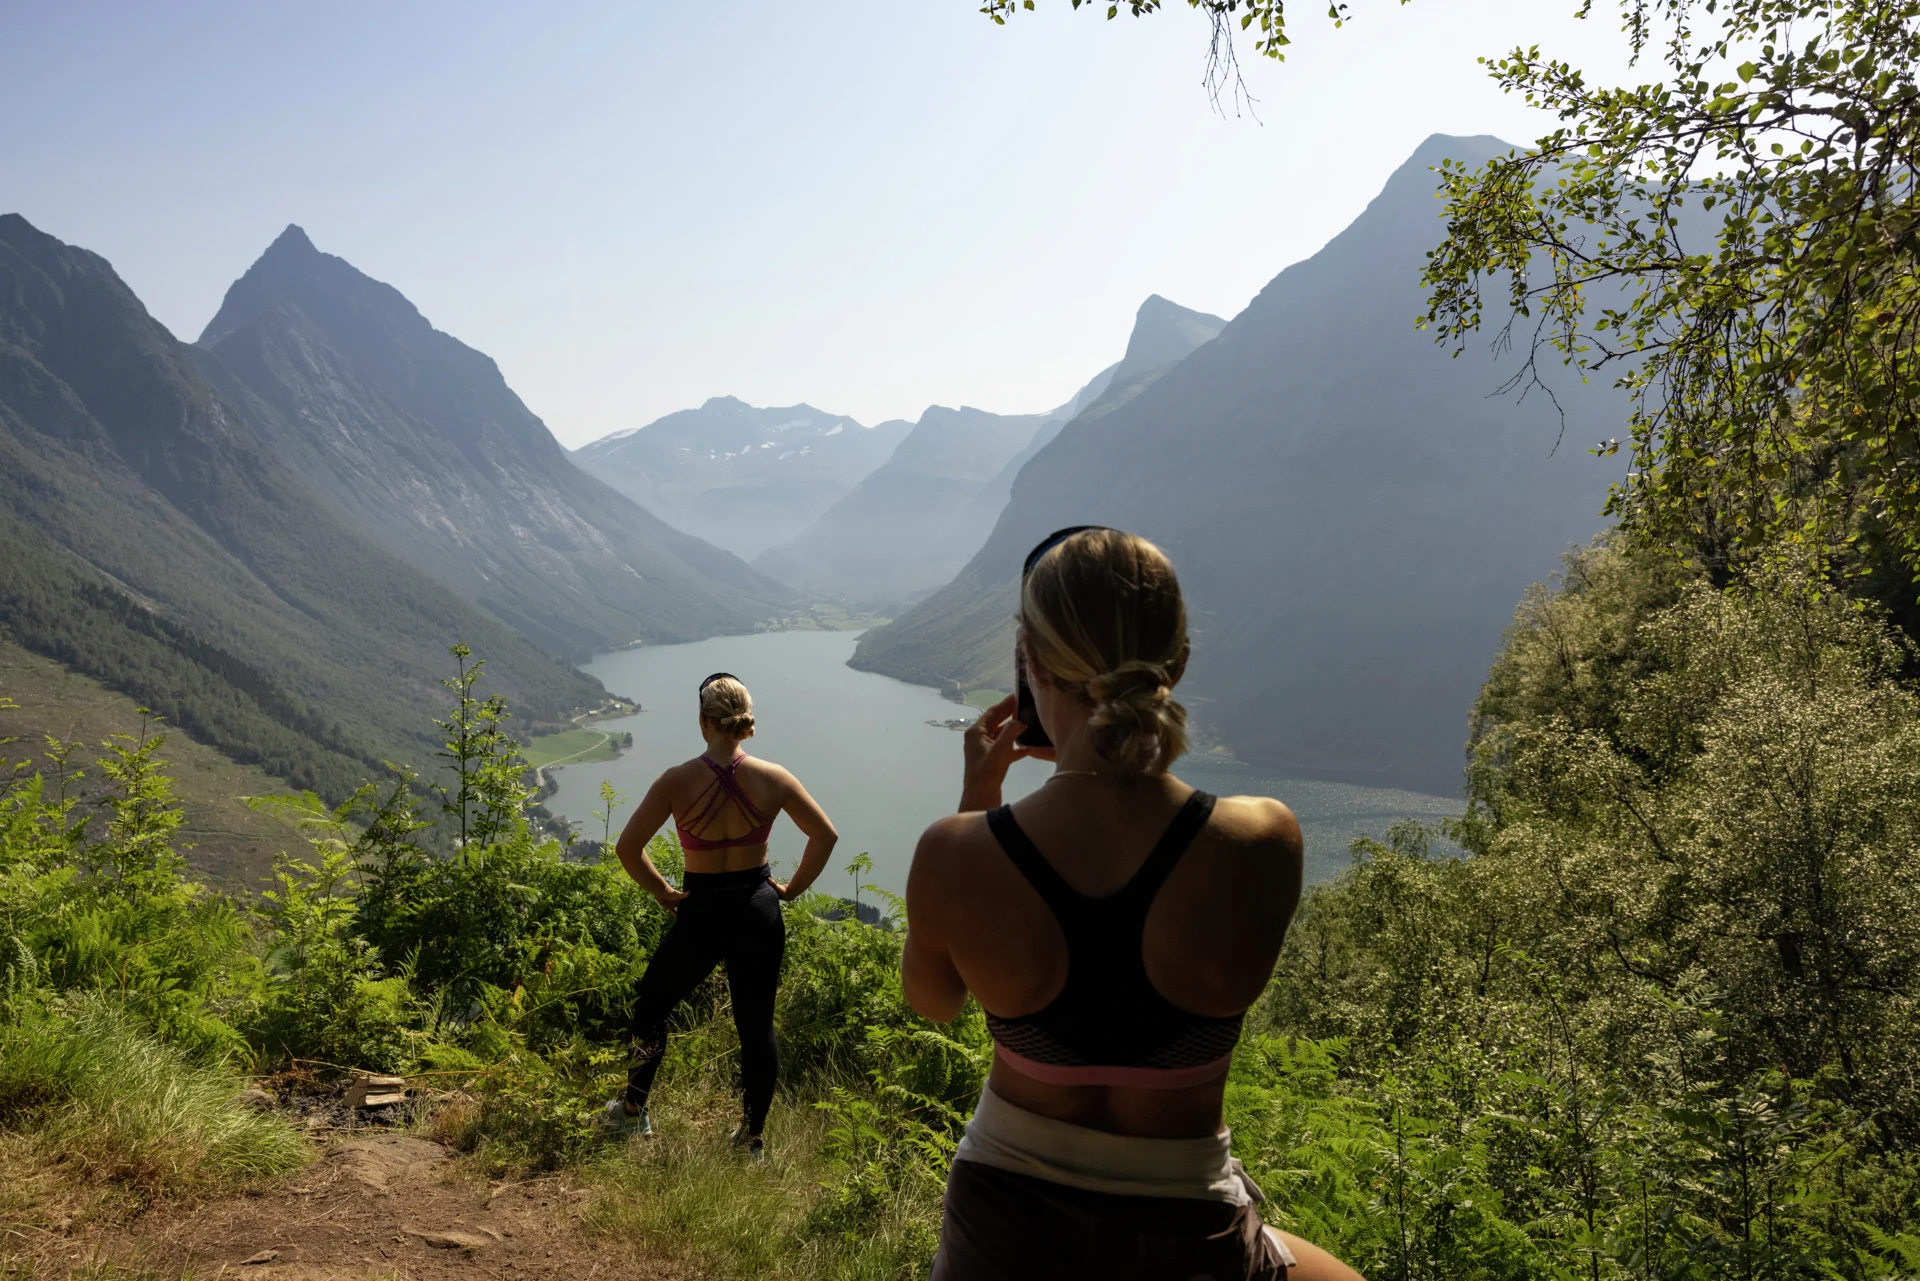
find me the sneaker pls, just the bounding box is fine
[602,1097,651,1138]
[729,1121,766,1162]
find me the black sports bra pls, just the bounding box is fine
[983,790,1245,1088]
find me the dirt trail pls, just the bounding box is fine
[37,1135,693,1281]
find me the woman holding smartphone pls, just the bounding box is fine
[904,528,1361,1279]
[606,672,838,1160]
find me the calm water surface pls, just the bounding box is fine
[544,630,1462,895]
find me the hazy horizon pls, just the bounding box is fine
[3,0,1638,447]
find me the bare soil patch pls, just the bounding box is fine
[15,1134,695,1281]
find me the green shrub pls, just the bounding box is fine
[4,715,263,1059]
[777,898,987,1104]
[248,814,413,1071]
[1245,545,1920,1278]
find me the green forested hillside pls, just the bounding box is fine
[0,213,605,800]
[0,512,375,801]
[0,638,300,890]
[1249,542,1920,1266]
[5,546,1916,1278]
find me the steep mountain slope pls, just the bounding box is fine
[851,135,1622,791]
[571,398,910,560]
[0,214,601,801]
[750,296,1223,607]
[195,227,791,660]
[976,296,1227,514]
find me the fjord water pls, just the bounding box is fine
[544,630,1462,896]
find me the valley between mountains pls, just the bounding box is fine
[9,35,1919,1271]
[2,132,1617,847]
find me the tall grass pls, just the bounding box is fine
[583,1083,942,1281]
[415,1002,949,1279]
[0,995,307,1192]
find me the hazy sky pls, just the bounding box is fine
[2,1,1639,447]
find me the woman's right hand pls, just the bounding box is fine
[959,693,1039,812]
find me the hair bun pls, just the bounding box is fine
[699,676,756,740]
[1086,660,1186,772]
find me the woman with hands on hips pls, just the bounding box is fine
[605,672,837,1161]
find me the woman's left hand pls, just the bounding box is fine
[960,693,1042,812]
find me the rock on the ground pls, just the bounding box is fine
[405,1228,492,1250]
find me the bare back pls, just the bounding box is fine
[661,753,792,872]
[615,735,838,908]
[906,772,1303,1137]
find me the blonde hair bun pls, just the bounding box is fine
[699,675,756,739]
[1085,659,1186,773]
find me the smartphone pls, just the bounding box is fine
[1015,650,1051,749]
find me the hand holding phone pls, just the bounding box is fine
[959,693,1041,812]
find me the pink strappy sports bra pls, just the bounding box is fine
[675,753,776,852]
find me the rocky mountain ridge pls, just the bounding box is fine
[0,213,604,801]
[195,225,791,660]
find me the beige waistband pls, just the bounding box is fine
[952,1083,1258,1205]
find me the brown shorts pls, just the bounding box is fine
[931,1158,1290,1281]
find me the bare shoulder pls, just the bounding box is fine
[911,812,990,871]
[741,755,800,789]
[1210,794,1303,847]
[1190,795,1313,906]
[658,758,703,787]
[908,813,1000,892]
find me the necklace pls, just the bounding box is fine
[1046,769,1127,783]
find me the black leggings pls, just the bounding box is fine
[626,867,786,1133]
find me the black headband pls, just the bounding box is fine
[698,671,739,692]
[1022,525,1113,579]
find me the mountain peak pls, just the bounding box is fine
[1378,134,1516,202]
[265,223,317,258]
[1111,295,1227,385]
[199,223,425,349]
